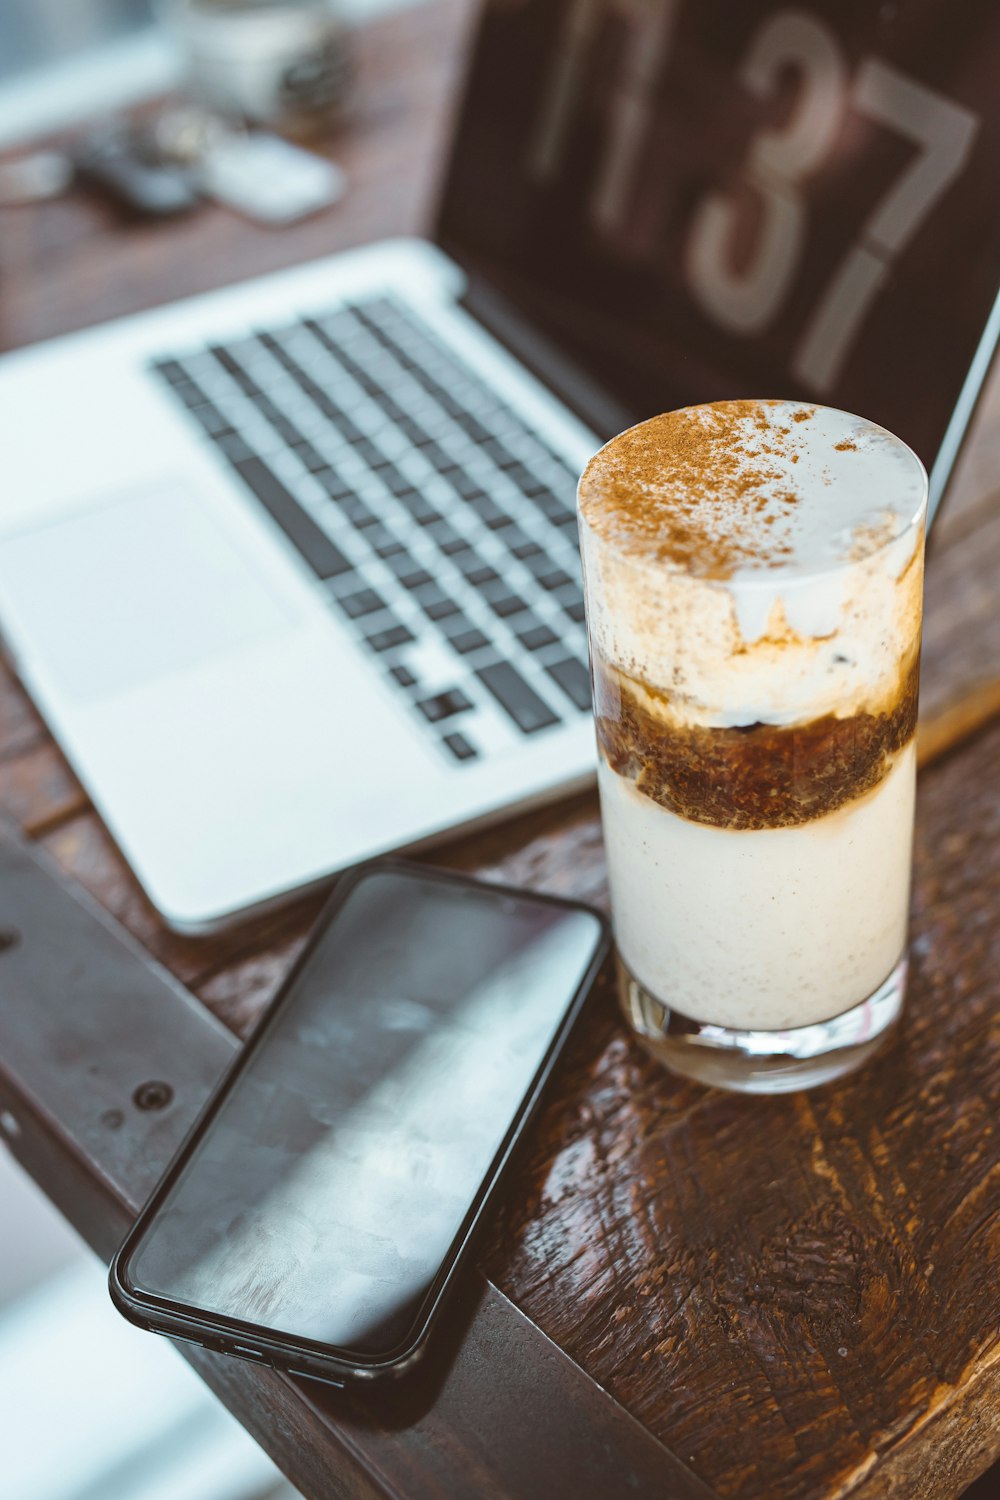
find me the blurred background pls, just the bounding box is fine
[0,1144,300,1500]
[3,1,999,1497]
[0,0,412,146]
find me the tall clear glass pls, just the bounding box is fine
[578,401,927,1094]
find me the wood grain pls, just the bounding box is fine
[2,0,1000,1495]
[0,830,715,1500]
[472,719,1000,1500]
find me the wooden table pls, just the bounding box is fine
[3,2,1000,1496]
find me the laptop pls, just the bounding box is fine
[0,0,998,931]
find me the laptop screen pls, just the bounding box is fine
[437,0,1000,491]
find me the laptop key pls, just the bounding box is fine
[452,472,486,500]
[499,526,533,554]
[484,589,526,619]
[422,441,452,470]
[426,520,464,551]
[341,496,377,528]
[563,599,587,624]
[412,506,443,528]
[533,490,573,521]
[187,402,232,438]
[209,344,261,397]
[516,621,559,652]
[462,562,501,587]
[536,568,573,593]
[337,587,386,619]
[455,414,492,443]
[390,663,417,687]
[314,469,354,500]
[153,358,190,387]
[470,499,512,531]
[397,492,440,524]
[382,467,415,497]
[417,689,473,723]
[270,413,307,448]
[545,656,591,710]
[397,416,430,446]
[334,416,365,446]
[294,441,328,473]
[230,456,352,580]
[443,731,478,762]
[447,625,490,655]
[417,586,461,622]
[398,567,434,591]
[482,438,518,469]
[376,395,406,424]
[354,437,386,469]
[475,662,559,734]
[366,623,415,652]
[443,543,474,570]
[165,377,209,410]
[213,431,255,464]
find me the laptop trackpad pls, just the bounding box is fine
[0,483,294,702]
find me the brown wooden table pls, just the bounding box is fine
[3,3,1000,1496]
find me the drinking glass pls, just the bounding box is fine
[578,400,927,1093]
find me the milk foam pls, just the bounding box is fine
[579,403,927,728]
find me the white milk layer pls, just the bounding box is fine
[598,742,917,1031]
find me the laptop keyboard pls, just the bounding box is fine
[150,294,591,765]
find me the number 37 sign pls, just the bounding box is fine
[497,0,1000,462]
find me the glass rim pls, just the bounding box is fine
[577,400,930,591]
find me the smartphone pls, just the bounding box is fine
[110,859,609,1385]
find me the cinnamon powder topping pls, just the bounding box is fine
[578,400,914,581]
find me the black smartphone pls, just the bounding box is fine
[110,858,609,1385]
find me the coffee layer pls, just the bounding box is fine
[594,652,919,831]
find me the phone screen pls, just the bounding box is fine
[124,867,604,1363]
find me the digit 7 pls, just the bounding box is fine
[685,11,847,336]
[793,62,978,392]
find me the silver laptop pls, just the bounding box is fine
[0,1,997,931]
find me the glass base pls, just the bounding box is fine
[619,956,907,1094]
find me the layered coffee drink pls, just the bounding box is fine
[578,401,927,1092]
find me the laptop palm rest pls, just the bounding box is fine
[0,484,293,703]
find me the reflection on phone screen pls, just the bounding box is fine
[130,871,601,1357]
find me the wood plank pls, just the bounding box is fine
[0,0,476,351]
[474,717,1000,1500]
[0,739,85,835]
[0,660,47,760]
[6,724,1000,1498]
[2,0,1000,1493]
[0,829,714,1500]
[918,679,1000,771]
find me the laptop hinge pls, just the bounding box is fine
[458,276,633,442]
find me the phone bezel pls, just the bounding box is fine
[109,856,610,1385]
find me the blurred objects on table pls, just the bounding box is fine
[163,0,352,134]
[0,0,416,149]
[151,104,347,220]
[0,106,346,222]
